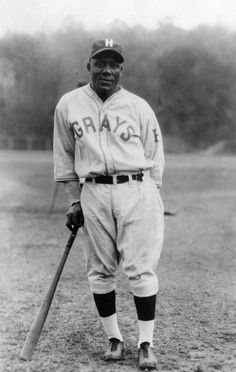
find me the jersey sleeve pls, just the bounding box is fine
[140,102,164,188]
[64,180,81,205]
[53,99,79,182]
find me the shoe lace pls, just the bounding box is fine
[109,338,120,352]
[140,341,150,358]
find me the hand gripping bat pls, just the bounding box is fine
[20,227,79,361]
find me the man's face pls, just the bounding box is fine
[87,53,123,99]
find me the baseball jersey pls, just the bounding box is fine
[53,83,164,187]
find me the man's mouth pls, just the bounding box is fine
[100,78,113,84]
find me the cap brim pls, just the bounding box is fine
[90,48,124,62]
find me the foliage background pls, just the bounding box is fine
[0,21,236,151]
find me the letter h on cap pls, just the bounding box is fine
[105,39,114,47]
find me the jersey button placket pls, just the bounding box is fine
[100,106,115,175]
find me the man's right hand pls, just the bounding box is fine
[66,201,84,231]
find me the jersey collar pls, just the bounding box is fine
[85,83,124,104]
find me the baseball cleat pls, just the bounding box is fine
[138,342,157,370]
[104,338,125,361]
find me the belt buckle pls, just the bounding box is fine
[136,172,144,182]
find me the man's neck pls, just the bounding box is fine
[91,84,120,102]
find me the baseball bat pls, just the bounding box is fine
[20,227,79,361]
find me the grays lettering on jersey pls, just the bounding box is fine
[54,83,164,187]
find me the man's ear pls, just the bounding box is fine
[87,61,91,74]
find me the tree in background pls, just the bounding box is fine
[0,23,235,151]
[156,44,236,148]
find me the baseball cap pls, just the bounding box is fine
[89,39,124,62]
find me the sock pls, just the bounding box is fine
[100,313,123,342]
[93,291,123,341]
[93,291,116,317]
[137,319,155,348]
[134,294,157,348]
[133,294,156,320]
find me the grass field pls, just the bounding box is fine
[0,150,236,372]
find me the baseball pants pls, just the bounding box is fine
[80,172,164,297]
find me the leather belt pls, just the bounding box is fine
[85,172,144,184]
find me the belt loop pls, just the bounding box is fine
[92,178,95,184]
[113,174,117,185]
[128,174,132,185]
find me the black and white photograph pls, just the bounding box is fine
[0,0,236,371]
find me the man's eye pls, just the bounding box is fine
[94,62,103,68]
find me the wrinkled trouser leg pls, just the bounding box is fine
[81,175,164,296]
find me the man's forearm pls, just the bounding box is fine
[63,181,81,205]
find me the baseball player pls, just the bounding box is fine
[53,39,164,370]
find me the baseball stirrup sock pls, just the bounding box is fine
[134,294,156,320]
[134,295,156,348]
[93,290,116,317]
[93,291,123,341]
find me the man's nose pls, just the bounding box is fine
[103,64,112,74]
